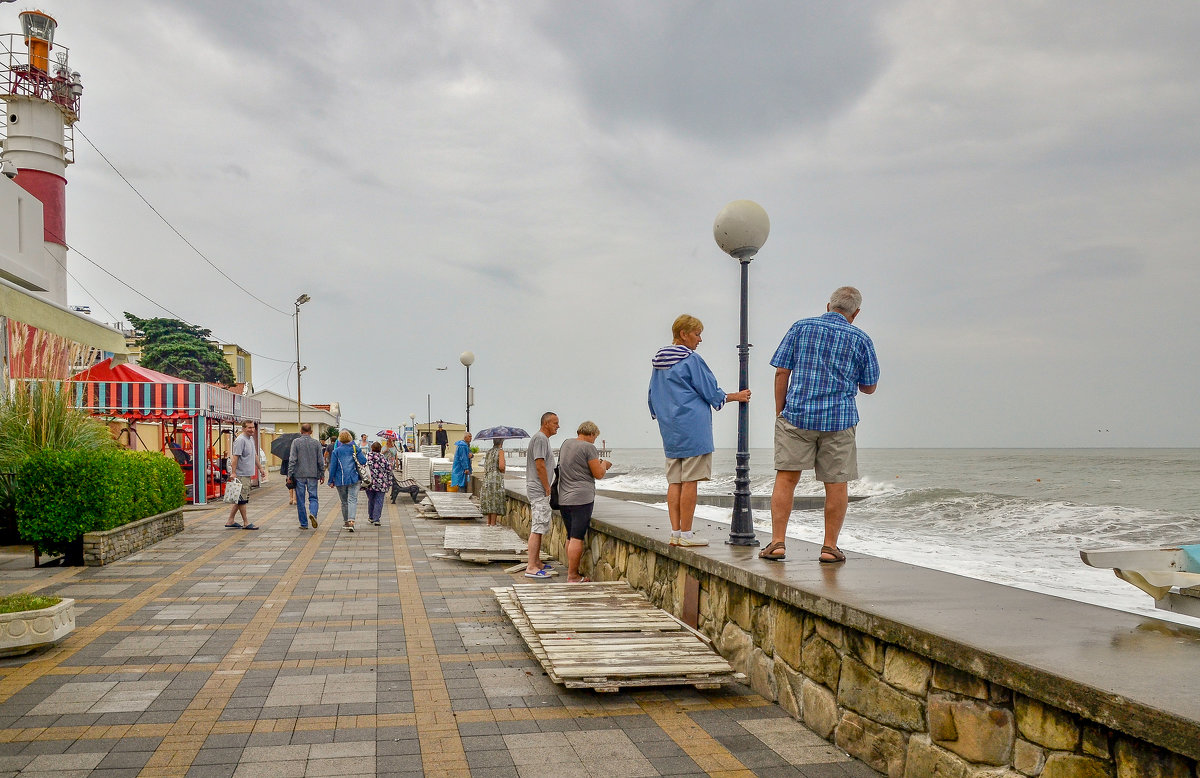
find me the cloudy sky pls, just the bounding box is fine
[11,1,1200,448]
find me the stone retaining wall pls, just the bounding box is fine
[500,490,1198,778]
[82,508,185,566]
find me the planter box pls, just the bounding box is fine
[82,508,184,566]
[0,598,75,657]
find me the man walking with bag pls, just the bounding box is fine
[225,420,263,530]
[288,423,325,530]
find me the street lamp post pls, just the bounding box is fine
[409,413,416,452]
[713,200,770,546]
[293,294,311,431]
[460,351,475,433]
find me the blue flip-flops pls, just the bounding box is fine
[524,569,551,579]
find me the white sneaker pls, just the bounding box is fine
[677,535,709,547]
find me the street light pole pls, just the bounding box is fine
[293,294,310,432]
[460,351,475,433]
[714,200,770,546]
[409,413,416,452]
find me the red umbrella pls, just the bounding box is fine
[377,430,398,441]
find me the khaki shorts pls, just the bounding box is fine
[529,496,552,535]
[234,476,252,505]
[665,453,712,484]
[773,417,858,483]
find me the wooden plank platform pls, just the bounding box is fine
[494,581,744,692]
[425,493,484,519]
[441,525,529,564]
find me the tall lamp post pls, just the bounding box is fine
[460,351,475,433]
[409,413,416,451]
[293,294,311,431]
[714,200,770,546]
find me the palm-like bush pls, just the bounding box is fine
[0,379,115,472]
[0,330,115,542]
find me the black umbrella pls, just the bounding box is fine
[270,433,301,459]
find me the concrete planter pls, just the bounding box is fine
[0,598,75,657]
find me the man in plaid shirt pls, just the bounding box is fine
[759,287,879,563]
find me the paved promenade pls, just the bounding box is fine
[0,480,872,777]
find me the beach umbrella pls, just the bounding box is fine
[270,433,300,459]
[472,425,530,441]
[377,430,398,441]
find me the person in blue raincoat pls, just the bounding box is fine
[648,314,750,547]
[327,429,367,531]
[451,432,473,491]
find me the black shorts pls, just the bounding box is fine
[559,502,594,540]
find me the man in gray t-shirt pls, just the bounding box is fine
[523,412,559,578]
[226,420,263,530]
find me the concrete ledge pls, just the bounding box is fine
[499,478,1200,775]
[82,508,184,566]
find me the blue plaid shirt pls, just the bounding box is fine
[770,312,879,432]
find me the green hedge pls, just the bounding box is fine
[15,449,185,558]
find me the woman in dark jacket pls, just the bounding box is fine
[327,430,367,532]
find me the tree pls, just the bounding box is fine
[124,314,236,386]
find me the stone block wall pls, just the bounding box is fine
[500,491,1198,778]
[82,509,184,566]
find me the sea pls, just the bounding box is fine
[516,447,1200,625]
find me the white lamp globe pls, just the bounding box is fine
[714,200,770,260]
[460,351,475,367]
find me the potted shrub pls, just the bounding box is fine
[0,594,75,657]
[438,473,452,492]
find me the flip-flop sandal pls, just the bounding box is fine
[567,576,592,583]
[819,545,846,563]
[242,524,259,531]
[225,523,242,529]
[524,569,551,579]
[758,541,786,561]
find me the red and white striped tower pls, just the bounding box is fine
[1,10,83,305]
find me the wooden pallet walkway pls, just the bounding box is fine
[438,525,530,564]
[422,493,484,519]
[494,581,743,692]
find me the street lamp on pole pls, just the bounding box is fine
[714,200,770,546]
[460,351,475,433]
[409,413,416,451]
[293,294,311,432]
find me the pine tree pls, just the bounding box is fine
[123,314,237,386]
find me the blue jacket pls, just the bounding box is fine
[451,440,472,487]
[328,442,366,487]
[648,347,727,459]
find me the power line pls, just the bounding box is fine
[74,126,293,317]
[52,233,295,364]
[43,245,119,322]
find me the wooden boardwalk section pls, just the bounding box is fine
[421,492,484,519]
[495,581,743,693]
[440,524,530,564]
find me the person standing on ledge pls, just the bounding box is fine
[648,314,750,547]
[436,423,449,457]
[761,286,879,563]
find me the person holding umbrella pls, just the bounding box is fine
[474,426,529,526]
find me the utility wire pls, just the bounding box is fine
[74,126,293,317]
[52,232,295,364]
[43,245,119,322]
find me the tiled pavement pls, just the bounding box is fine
[0,481,874,777]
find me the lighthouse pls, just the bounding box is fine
[1,9,83,306]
